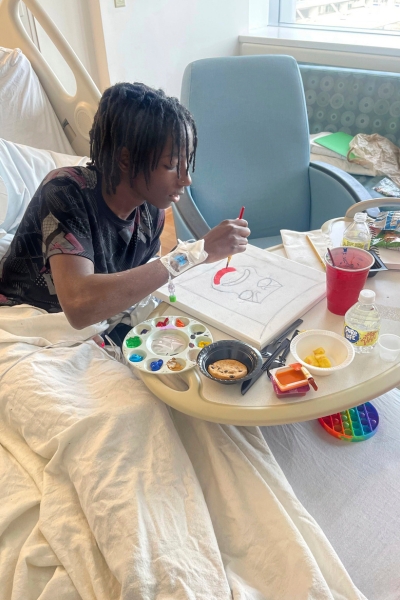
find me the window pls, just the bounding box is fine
[278,0,400,33]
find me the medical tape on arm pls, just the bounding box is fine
[160,239,208,277]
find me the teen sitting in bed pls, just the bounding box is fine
[0,82,249,341]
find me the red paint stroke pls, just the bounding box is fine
[156,317,169,327]
[213,267,236,285]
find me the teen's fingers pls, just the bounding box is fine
[238,227,251,238]
[232,237,248,254]
[221,218,248,228]
[232,219,250,238]
[231,244,248,255]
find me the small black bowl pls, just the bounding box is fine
[197,340,262,385]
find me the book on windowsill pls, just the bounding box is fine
[314,131,356,160]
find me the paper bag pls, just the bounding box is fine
[348,133,400,187]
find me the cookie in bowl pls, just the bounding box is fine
[197,340,262,385]
[208,359,248,381]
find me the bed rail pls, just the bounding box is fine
[0,0,101,156]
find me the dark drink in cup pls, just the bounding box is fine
[325,247,374,316]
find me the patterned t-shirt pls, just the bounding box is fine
[0,166,164,312]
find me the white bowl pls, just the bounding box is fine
[290,329,355,377]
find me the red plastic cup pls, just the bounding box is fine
[325,247,374,315]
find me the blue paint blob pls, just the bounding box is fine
[150,359,163,371]
[129,354,144,363]
[140,328,149,334]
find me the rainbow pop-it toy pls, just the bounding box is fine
[318,402,379,442]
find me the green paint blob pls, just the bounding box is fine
[126,336,142,348]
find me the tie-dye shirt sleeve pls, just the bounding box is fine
[142,209,165,263]
[40,174,95,265]
[0,166,163,312]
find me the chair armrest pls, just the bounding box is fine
[309,161,379,229]
[172,187,210,241]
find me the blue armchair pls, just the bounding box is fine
[173,55,371,247]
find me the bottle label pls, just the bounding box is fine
[342,239,370,250]
[344,325,379,347]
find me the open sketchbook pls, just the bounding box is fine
[156,245,326,349]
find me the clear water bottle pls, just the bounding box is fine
[344,290,380,353]
[342,212,371,250]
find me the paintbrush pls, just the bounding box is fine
[290,363,318,391]
[241,338,290,395]
[226,206,245,268]
[327,247,336,267]
[306,235,326,271]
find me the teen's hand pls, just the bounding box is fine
[202,219,250,263]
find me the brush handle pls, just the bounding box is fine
[260,319,303,356]
[241,339,289,395]
[306,235,326,270]
[279,329,299,361]
[327,247,336,267]
[226,207,245,268]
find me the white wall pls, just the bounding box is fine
[32,0,261,99]
[98,0,250,98]
[249,0,270,30]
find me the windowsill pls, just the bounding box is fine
[239,26,400,59]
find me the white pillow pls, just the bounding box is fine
[0,138,88,233]
[0,47,74,154]
[0,175,7,231]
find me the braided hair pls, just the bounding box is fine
[89,82,197,194]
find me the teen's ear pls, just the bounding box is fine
[118,147,130,172]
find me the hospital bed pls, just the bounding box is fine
[0,1,399,599]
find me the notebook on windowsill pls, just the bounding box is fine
[314,132,355,160]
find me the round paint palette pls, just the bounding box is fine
[122,316,213,375]
[318,402,379,442]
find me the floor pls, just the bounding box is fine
[160,207,177,255]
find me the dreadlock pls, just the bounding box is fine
[89,82,197,195]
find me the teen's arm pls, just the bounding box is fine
[50,218,249,329]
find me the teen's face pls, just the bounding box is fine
[129,138,193,210]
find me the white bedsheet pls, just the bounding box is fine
[0,305,366,600]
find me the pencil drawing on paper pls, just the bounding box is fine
[212,266,282,304]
